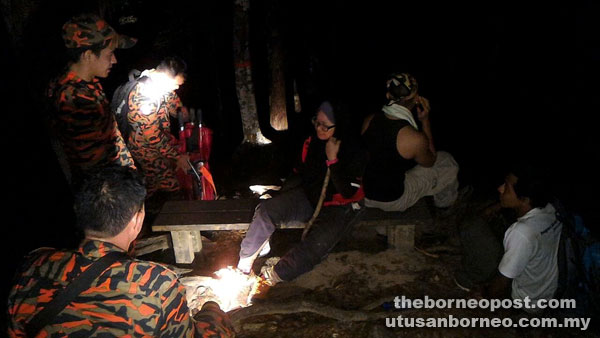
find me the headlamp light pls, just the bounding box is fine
[139,72,178,102]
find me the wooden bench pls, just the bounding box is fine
[152,199,428,264]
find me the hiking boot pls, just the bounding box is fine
[251,265,283,300]
[237,256,254,275]
[238,240,271,274]
[258,241,271,258]
[260,265,282,286]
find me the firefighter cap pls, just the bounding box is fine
[62,13,137,49]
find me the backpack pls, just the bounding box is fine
[110,69,144,140]
[554,200,599,320]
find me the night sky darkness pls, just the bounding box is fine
[1,0,594,326]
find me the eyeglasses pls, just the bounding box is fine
[311,116,335,131]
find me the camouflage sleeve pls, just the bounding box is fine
[155,272,196,337]
[56,83,135,169]
[165,92,183,118]
[193,302,235,337]
[7,249,56,337]
[53,84,102,138]
[111,116,136,168]
[56,84,97,116]
[130,89,180,161]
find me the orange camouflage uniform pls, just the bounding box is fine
[48,71,135,177]
[126,83,182,196]
[7,240,233,337]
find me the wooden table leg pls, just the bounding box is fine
[191,231,203,253]
[170,231,195,264]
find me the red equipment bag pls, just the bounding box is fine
[175,108,217,200]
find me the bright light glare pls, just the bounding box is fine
[210,267,259,312]
[139,72,178,102]
[249,185,281,195]
[257,131,272,145]
[140,103,153,115]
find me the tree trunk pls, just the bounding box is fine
[268,30,287,131]
[233,0,269,144]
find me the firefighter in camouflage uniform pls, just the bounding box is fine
[7,166,233,337]
[124,57,190,197]
[47,13,137,184]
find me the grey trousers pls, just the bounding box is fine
[365,151,459,212]
[239,187,365,282]
[239,187,314,259]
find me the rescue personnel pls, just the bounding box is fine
[7,166,234,337]
[124,57,191,197]
[48,13,136,185]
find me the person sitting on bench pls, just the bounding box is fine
[361,72,460,213]
[237,100,368,285]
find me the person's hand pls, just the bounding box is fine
[483,202,502,218]
[200,300,222,312]
[176,153,191,172]
[325,137,341,161]
[416,96,431,121]
[428,140,436,156]
[201,301,235,334]
[195,301,236,336]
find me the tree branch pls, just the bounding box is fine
[230,299,410,332]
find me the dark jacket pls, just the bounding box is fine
[297,135,367,207]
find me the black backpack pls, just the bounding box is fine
[554,200,599,321]
[111,69,146,140]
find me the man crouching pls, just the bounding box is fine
[7,166,233,337]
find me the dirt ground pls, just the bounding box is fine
[137,145,598,338]
[138,195,597,338]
